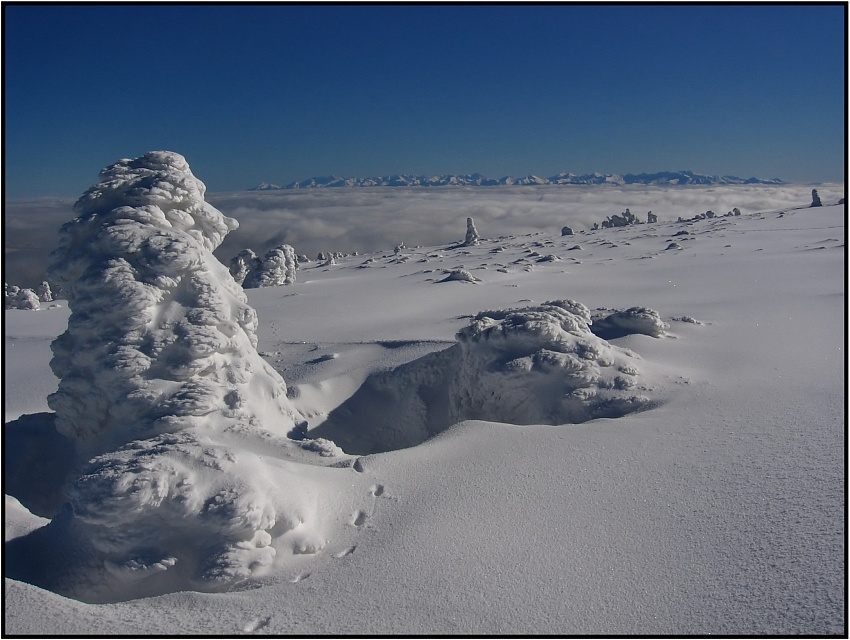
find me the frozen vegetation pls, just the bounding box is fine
[4,152,845,635]
[232,245,298,288]
[9,152,347,602]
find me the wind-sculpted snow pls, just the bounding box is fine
[34,151,344,601]
[311,300,655,454]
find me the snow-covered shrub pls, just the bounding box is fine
[463,217,480,246]
[12,288,41,310]
[438,269,480,283]
[5,283,19,308]
[228,249,259,285]
[38,281,54,302]
[561,226,574,236]
[312,299,654,454]
[243,244,297,288]
[451,300,649,424]
[591,307,668,340]
[41,151,335,599]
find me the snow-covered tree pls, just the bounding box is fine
[41,151,334,599]
[38,281,54,302]
[12,288,40,310]
[243,244,298,288]
[228,248,259,285]
[5,283,19,308]
[463,217,480,246]
[810,189,822,207]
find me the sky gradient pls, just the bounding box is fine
[3,3,846,197]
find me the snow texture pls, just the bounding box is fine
[37,151,338,599]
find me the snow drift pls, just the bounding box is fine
[310,299,657,454]
[24,151,345,601]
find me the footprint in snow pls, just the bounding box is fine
[242,616,272,633]
[334,545,357,558]
[289,571,311,583]
[351,510,369,528]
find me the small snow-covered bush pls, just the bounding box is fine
[591,307,668,340]
[312,299,655,454]
[13,288,41,310]
[451,300,653,424]
[438,269,480,283]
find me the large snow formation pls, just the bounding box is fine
[37,151,340,600]
[311,299,655,454]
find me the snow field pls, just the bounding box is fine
[3,153,844,634]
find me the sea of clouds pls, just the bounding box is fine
[5,183,843,289]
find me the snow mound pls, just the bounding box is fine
[311,300,655,454]
[438,269,480,283]
[591,307,669,340]
[32,151,345,600]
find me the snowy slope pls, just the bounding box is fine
[4,178,845,633]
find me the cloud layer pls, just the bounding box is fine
[4,183,843,288]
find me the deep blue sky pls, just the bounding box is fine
[3,3,846,197]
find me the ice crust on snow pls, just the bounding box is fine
[311,299,653,454]
[37,151,340,600]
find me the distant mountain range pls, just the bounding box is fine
[250,170,785,190]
